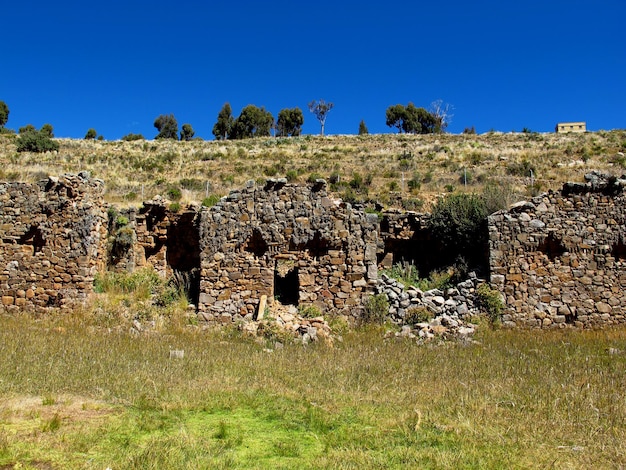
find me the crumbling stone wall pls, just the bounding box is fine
[0,173,107,311]
[489,173,626,328]
[197,179,379,322]
[109,198,201,281]
[4,170,626,331]
[379,210,436,272]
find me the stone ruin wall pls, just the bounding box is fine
[489,174,626,328]
[108,199,201,281]
[0,173,107,311]
[197,179,379,322]
[2,171,626,331]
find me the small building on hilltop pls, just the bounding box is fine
[555,122,586,133]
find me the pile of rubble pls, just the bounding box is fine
[376,273,485,342]
[240,304,334,346]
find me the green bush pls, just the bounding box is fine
[16,130,59,153]
[429,193,489,271]
[202,194,222,207]
[307,173,322,183]
[404,306,434,325]
[476,284,504,324]
[401,198,424,211]
[166,187,182,201]
[482,181,518,214]
[115,215,129,227]
[362,294,389,324]
[506,159,535,177]
[407,174,421,191]
[298,305,322,318]
[349,173,364,190]
[121,133,145,141]
[179,178,203,190]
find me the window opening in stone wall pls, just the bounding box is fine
[613,238,626,261]
[290,231,331,258]
[537,232,566,260]
[274,259,299,306]
[18,225,45,253]
[166,212,201,306]
[246,228,269,257]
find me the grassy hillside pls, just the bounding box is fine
[1,130,625,210]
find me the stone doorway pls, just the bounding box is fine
[274,258,299,306]
[166,211,201,306]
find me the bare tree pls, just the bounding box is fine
[308,99,334,136]
[429,99,454,132]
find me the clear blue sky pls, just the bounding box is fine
[2,0,624,139]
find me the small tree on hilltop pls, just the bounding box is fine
[19,124,36,134]
[276,107,304,137]
[429,99,454,133]
[230,105,273,139]
[308,99,334,136]
[40,123,54,137]
[386,103,440,134]
[180,123,195,141]
[358,120,369,135]
[122,133,144,141]
[385,104,407,133]
[154,114,179,140]
[84,128,97,140]
[212,103,234,140]
[0,101,9,128]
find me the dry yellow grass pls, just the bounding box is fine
[1,130,625,209]
[0,310,624,468]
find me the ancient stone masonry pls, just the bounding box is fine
[110,198,201,283]
[197,179,379,323]
[4,170,626,331]
[0,172,107,311]
[489,172,626,328]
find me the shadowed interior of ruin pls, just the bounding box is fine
[289,231,332,258]
[537,232,567,260]
[166,212,201,305]
[18,226,45,253]
[613,238,626,260]
[245,228,269,257]
[274,260,299,306]
[380,228,490,278]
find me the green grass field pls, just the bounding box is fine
[0,311,624,469]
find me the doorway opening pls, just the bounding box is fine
[274,259,299,306]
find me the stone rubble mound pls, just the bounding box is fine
[377,273,485,342]
[241,304,334,345]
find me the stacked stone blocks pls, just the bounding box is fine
[0,173,106,311]
[197,179,379,322]
[489,173,626,328]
